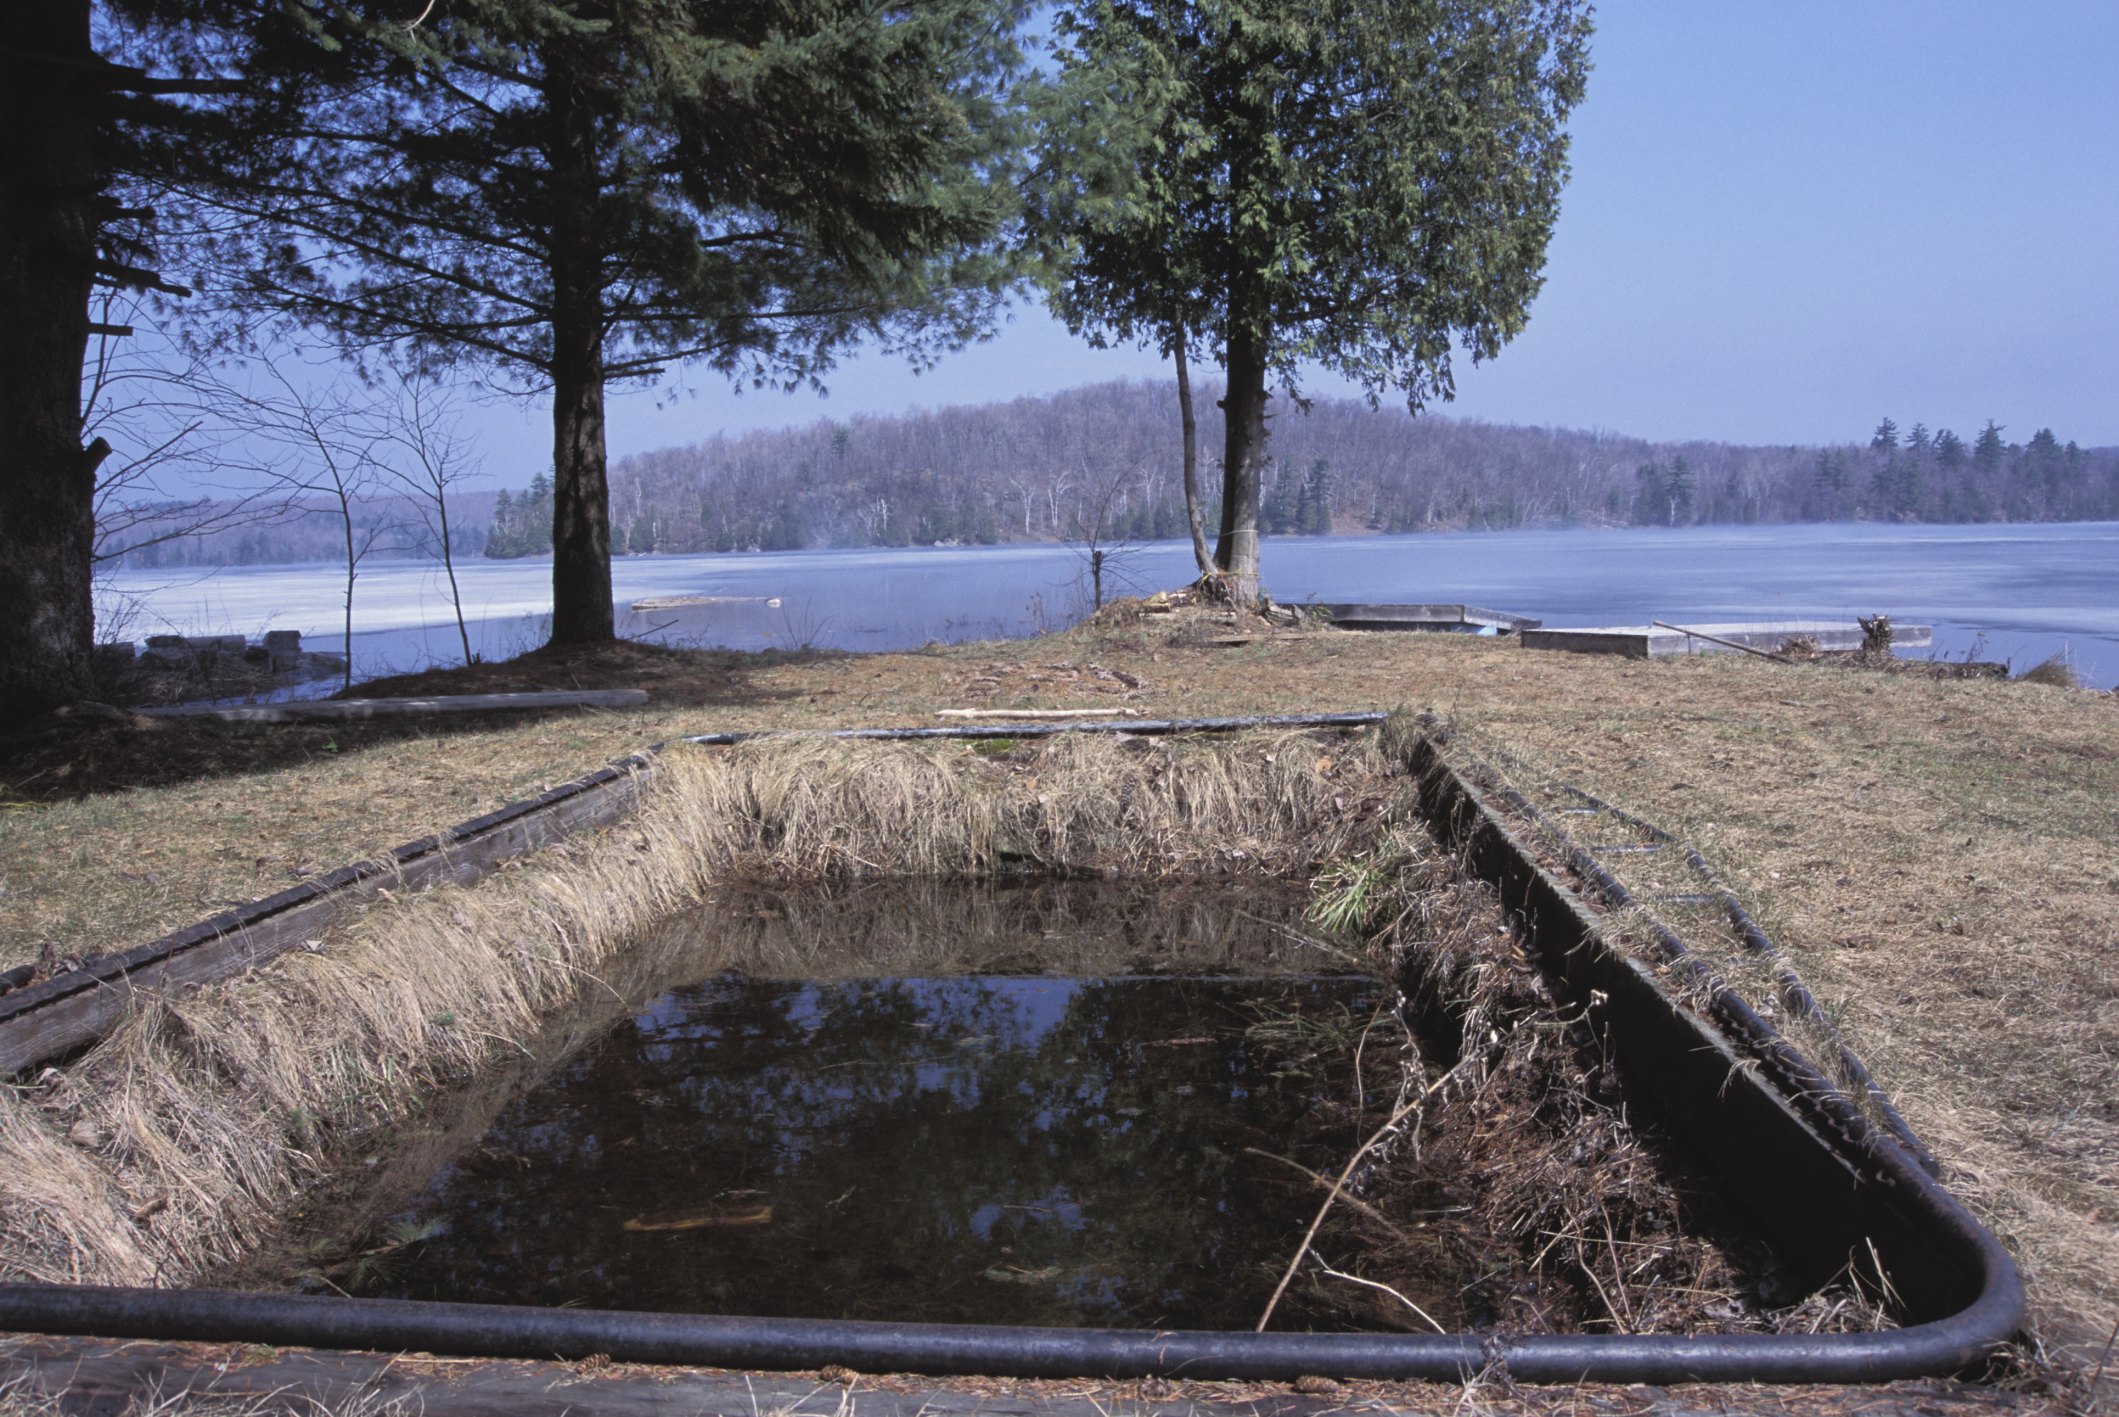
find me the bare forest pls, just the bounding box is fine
[595,383,2119,555]
[103,382,2119,569]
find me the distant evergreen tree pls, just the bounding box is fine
[1934,429,1967,469]
[1870,417,1900,453]
[1263,459,1301,535]
[484,475,555,558]
[486,489,516,557]
[1633,462,1667,525]
[1665,456,1696,525]
[1973,421,2008,471]
[1302,458,1333,534]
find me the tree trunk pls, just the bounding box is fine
[0,1,100,726]
[1214,311,1270,605]
[544,46,615,646]
[548,292,613,644]
[1173,319,1213,578]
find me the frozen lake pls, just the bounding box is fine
[100,521,2119,691]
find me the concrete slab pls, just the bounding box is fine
[1519,620,1933,660]
[1320,603,1541,633]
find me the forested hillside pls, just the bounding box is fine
[101,381,2119,568]
[590,380,2119,555]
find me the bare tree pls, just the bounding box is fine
[223,365,402,692]
[82,295,295,594]
[1172,318,1214,579]
[375,364,484,666]
[1068,459,1147,612]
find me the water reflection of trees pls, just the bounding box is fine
[379,974,1405,1329]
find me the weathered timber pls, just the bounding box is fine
[1519,620,1933,661]
[138,688,650,722]
[1650,621,1793,662]
[0,759,651,1076]
[1319,603,1541,633]
[935,707,1135,720]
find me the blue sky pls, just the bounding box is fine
[451,2,2119,481]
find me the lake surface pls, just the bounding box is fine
[101,521,2119,690]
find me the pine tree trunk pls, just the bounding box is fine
[544,48,615,646]
[0,1,100,726]
[548,292,614,644]
[1214,314,1270,605]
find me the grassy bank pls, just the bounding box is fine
[1,604,2113,1385]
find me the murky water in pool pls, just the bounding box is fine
[362,970,1417,1329]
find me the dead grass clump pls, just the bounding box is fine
[2017,654,2081,689]
[0,730,1394,1289]
[1315,827,1881,1338]
[659,727,1386,878]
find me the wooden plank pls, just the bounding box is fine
[935,708,1136,720]
[1651,621,1792,663]
[139,689,650,722]
[0,764,651,1076]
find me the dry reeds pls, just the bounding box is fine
[0,729,1389,1289]
[2017,654,2081,689]
[1309,826,1887,1339]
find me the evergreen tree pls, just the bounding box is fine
[1665,455,1696,525]
[1935,429,1967,469]
[1031,0,1590,599]
[1,0,300,721]
[1973,420,2008,470]
[1302,458,1333,535]
[1263,458,1300,535]
[1812,450,1848,518]
[187,0,1027,645]
[1634,461,1668,525]
[1870,417,1900,453]
[487,488,518,558]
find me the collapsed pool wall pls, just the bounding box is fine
[0,730,1391,1290]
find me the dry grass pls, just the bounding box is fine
[2018,654,2083,689]
[0,1369,419,1416]
[1305,825,1864,1341]
[1,608,2113,1383]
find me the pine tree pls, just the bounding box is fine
[1634,462,1668,525]
[1973,421,2008,470]
[185,0,1027,644]
[1,0,295,721]
[1665,456,1696,525]
[1302,458,1333,535]
[486,488,518,558]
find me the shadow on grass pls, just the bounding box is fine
[0,640,836,803]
